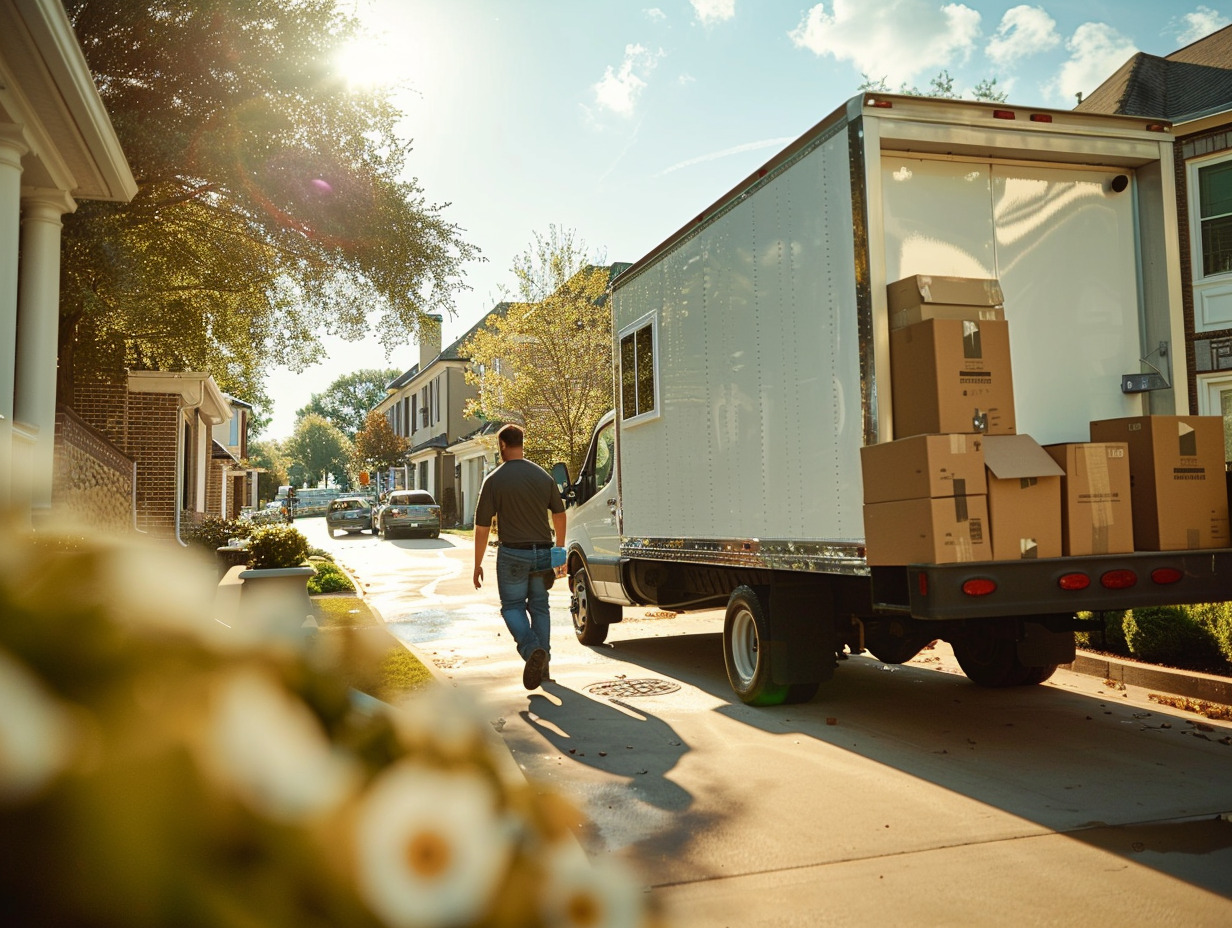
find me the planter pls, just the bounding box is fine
[237,566,317,639]
[216,545,250,576]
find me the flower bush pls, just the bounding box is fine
[246,523,311,569]
[0,519,658,927]
[182,514,252,553]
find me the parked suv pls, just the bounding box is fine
[375,490,441,539]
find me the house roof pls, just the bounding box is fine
[0,0,136,201]
[211,439,239,462]
[1077,25,1232,122]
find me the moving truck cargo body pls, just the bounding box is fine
[559,93,1232,706]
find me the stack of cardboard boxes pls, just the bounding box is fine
[862,274,1230,566]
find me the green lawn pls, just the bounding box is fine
[312,595,434,700]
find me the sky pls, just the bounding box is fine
[260,0,1232,440]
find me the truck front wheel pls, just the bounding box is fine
[952,630,1058,687]
[723,586,791,707]
[571,565,620,645]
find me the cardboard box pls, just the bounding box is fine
[890,303,1006,331]
[1043,442,1134,556]
[887,275,1005,312]
[983,434,1064,560]
[890,318,1016,438]
[860,433,987,504]
[1088,416,1230,550]
[863,495,991,565]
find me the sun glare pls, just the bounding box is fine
[335,36,401,90]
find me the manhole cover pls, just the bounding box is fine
[586,678,681,698]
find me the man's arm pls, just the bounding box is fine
[473,524,491,588]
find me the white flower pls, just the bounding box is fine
[391,685,490,761]
[355,762,515,928]
[0,648,76,800]
[203,668,359,820]
[540,844,645,928]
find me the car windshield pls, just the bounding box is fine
[329,498,369,511]
[391,492,435,506]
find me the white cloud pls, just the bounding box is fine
[691,0,735,25]
[1050,22,1137,105]
[987,5,1060,68]
[656,136,797,176]
[593,44,663,117]
[1173,6,1230,46]
[645,7,667,22]
[788,0,981,87]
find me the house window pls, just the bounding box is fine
[1197,372,1232,462]
[618,314,658,424]
[1198,159,1232,277]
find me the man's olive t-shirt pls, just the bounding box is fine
[474,458,565,544]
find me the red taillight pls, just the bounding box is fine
[1100,569,1138,590]
[869,98,893,109]
[1146,122,1169,132]
[1029,113,1053,123]
[1151,567,1183,585]
[962,578,997,597]
[917,572,928,597]
[1058,572,1091,591]
[993,109,1015,120]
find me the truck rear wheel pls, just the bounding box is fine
[723,586,791,707]
[952,631,1057,687]
[571,565,619,645]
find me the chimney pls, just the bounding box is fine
[419,315,443,369]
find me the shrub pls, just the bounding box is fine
[1075,610,1130,656]
[306,559,354,595]
[1123,605,1225,670]
[245,524,310,570]
[182,516,250,553]
[1189,601,1232,669]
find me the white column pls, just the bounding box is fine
[0,126,30,508]
[15,188,75,512]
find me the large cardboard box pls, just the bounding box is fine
[983,434,1064,560]
[1088,416,1230,550]
[887,275,1007,331]
[1043,442,1134,556]
[860,433,986,504]
[863,495,991,565]
[890,318,1016,438]
[890,303,1006,331]
[886,275,1005,312]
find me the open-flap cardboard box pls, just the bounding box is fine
[983,434,1064,560]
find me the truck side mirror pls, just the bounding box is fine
[551,462,571,492]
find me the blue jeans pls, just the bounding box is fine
[495,546,553,661]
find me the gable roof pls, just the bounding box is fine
[1077,25,1232,122]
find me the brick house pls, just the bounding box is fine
[72,371,233,539]
[1078,25,1232,456]
[0,0,136,523]
[207,394,259,520]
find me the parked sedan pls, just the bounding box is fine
[376,490,441,539]
[325,496,374,537]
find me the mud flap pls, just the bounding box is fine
[1016,621,1076,667]
[760,581,837,687]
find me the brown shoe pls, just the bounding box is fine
[523,648,548,690]
[540,659,553,684]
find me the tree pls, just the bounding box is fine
[461,227,618,475]
[58,1,478,409]
[284,414,353,488]
[248,438,289,503]
[351,409,410,485]
[859,70,1006,102]
[297,368,399,440]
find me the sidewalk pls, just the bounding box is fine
[1066,649,1232,705]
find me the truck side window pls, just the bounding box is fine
[594,422,615,488]
[619,318,657,422]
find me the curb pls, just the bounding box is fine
[1065,649,1232,705]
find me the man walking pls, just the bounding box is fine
[473,424,567,689]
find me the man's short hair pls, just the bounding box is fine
[498,423,525,448]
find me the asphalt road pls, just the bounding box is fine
[300,517,1232,928]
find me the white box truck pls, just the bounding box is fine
[556,93,1232,706]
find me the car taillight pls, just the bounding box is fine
[1151,567,1183,585]
[962,578,996,597]
[1100,569,1138,589]
[1058,572,1091,591]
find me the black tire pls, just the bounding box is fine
[571,565,619,645]
[866,621,931,665]
[328,527,339,538]
[952,632,1056,687]
[431,530,439,538]
[723,586,790,707]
